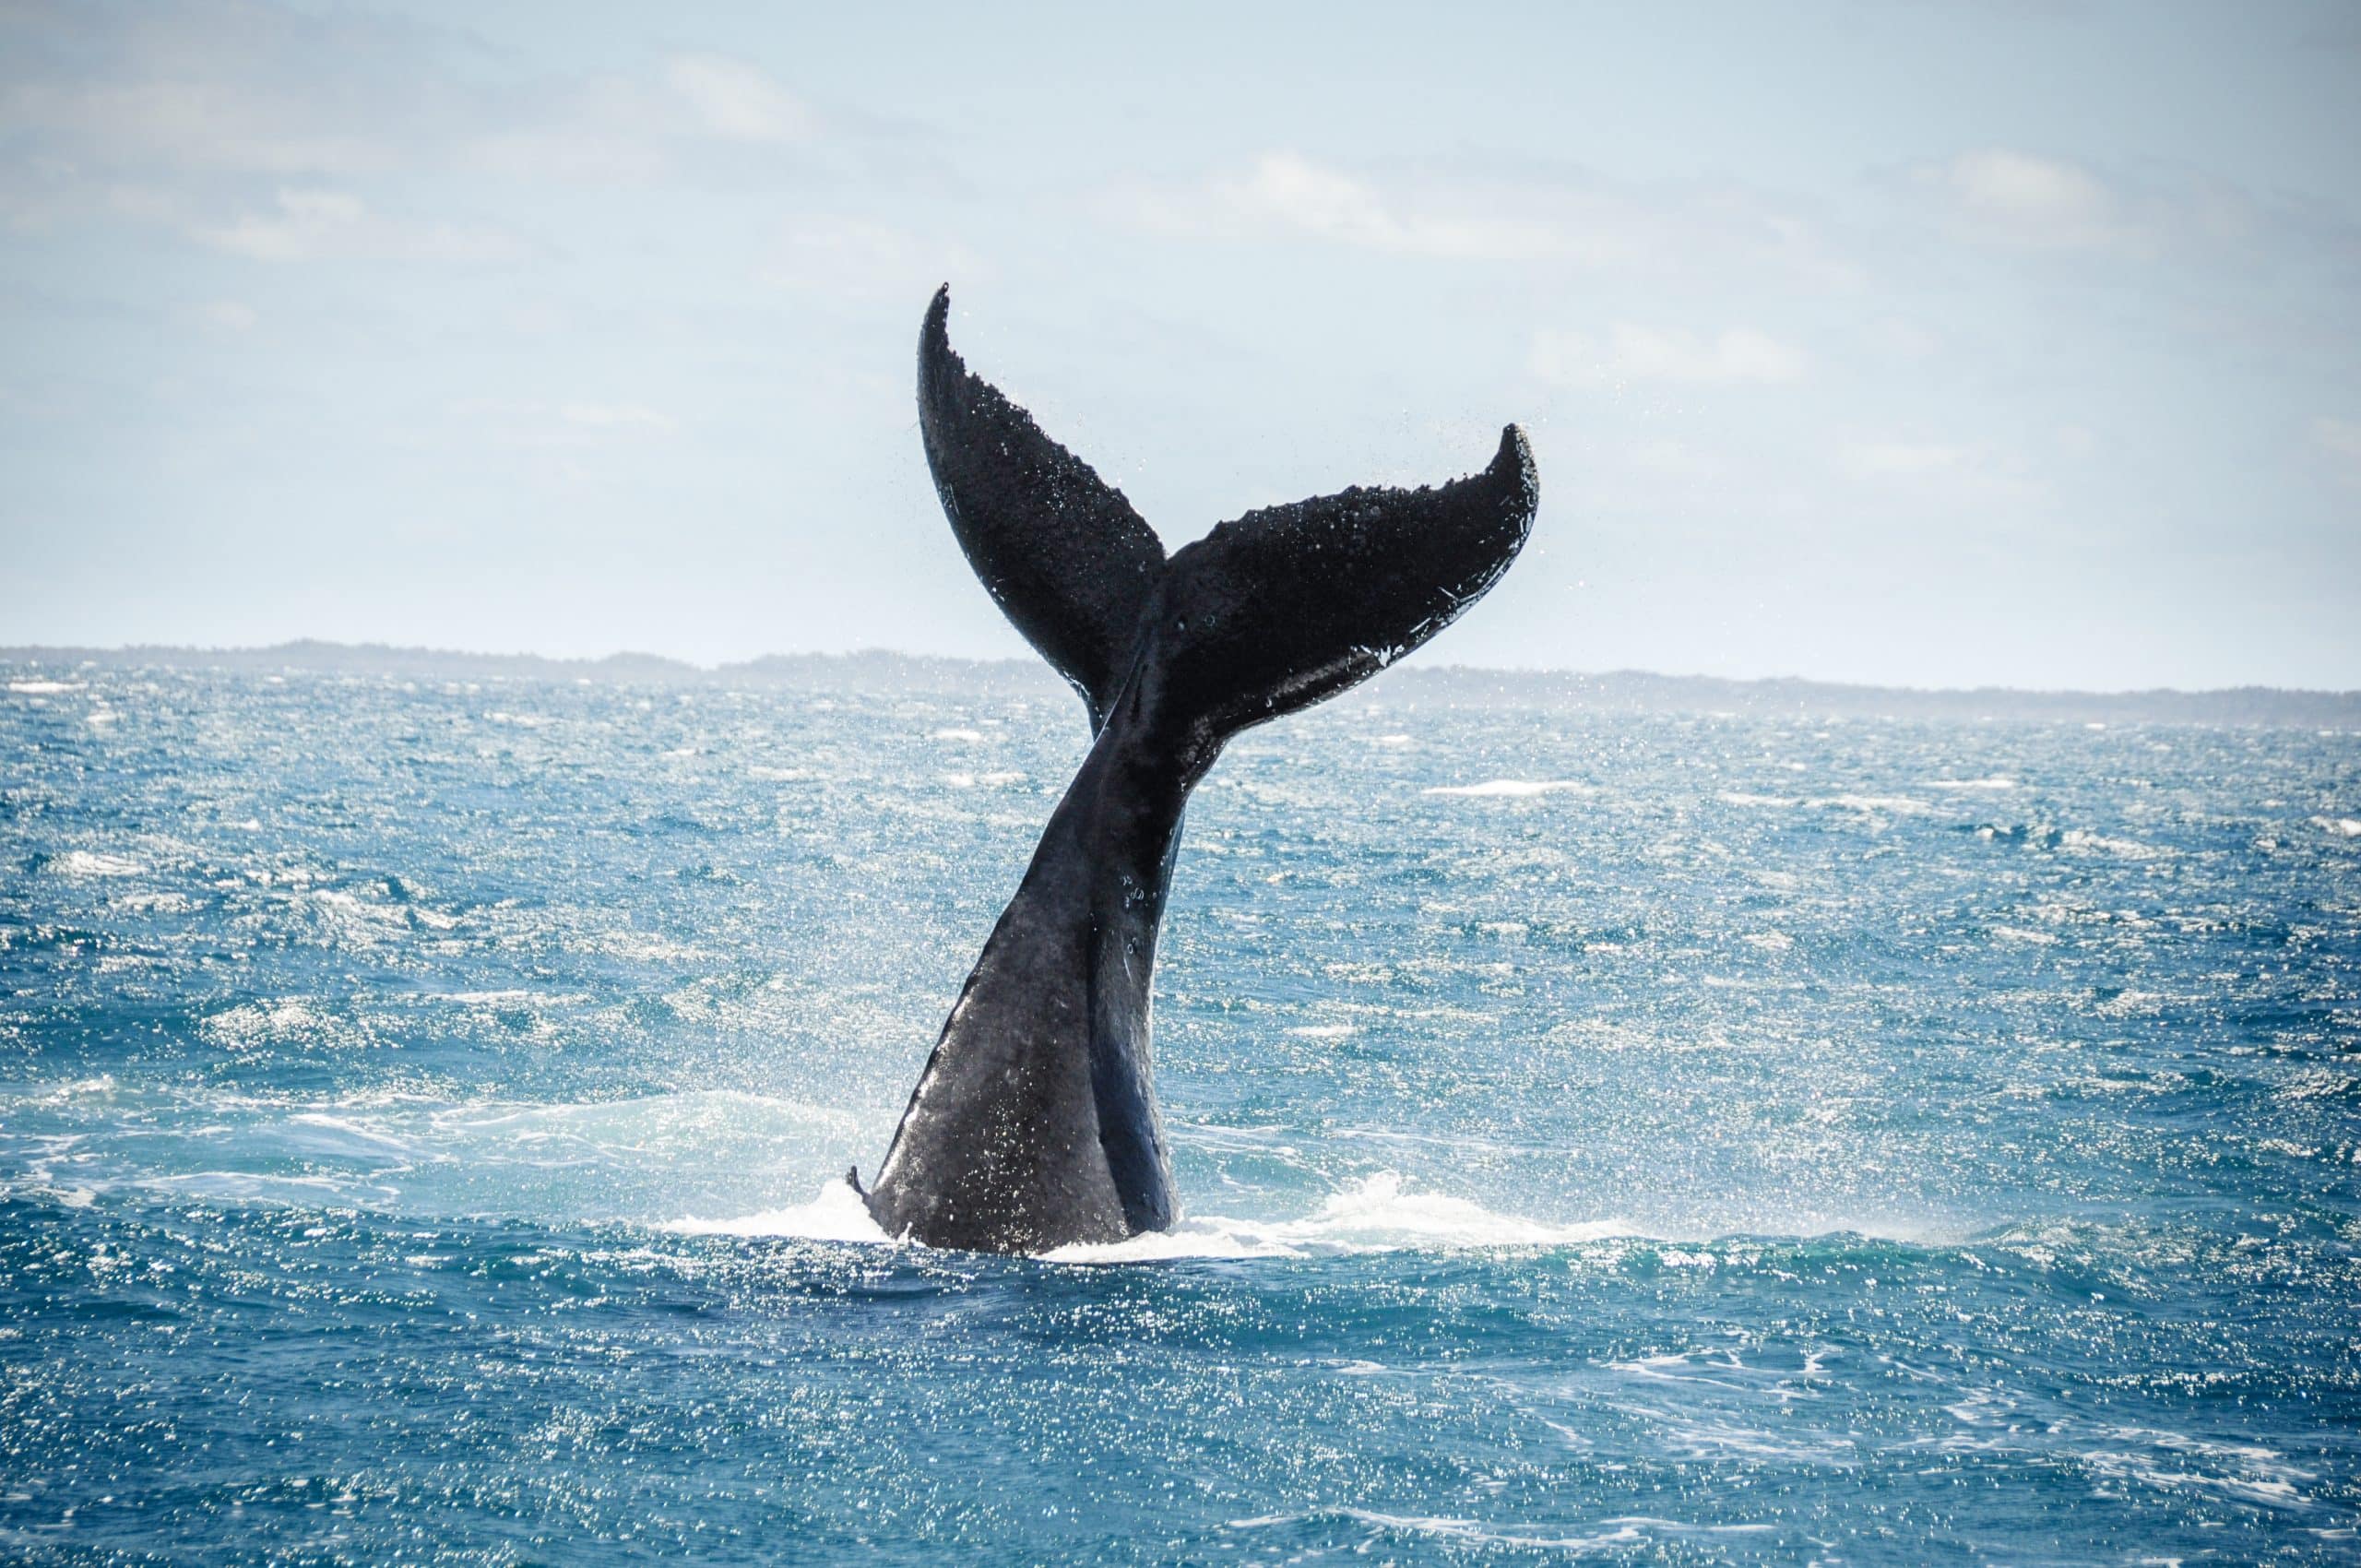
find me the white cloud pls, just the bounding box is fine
[1531,324,1807,386]
[1916,148,2143,251]
[1203,153,1570,261]
[1117,151,1854,281]
[0,62,403,179]
[665,55,808,143]
[0,12,834,243]
[196,187,521,263]
[1152,150,1577,262]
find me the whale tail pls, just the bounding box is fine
[877,288,1539,1252]
[917,285,1537,747]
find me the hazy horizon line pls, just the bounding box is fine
[6,637,2359,703]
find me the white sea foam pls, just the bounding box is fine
[2310,815,2361,838]
[931,727,984,742]
[675,1172,1633,1261]
[1719,791,1797,808]
[2058,829,2170,860]
[1925,777,2017,790]
[671,1177,890,1241]
[7,679,82,695]
[51,849,146,878]
[2078,1424,2315,1509]
[1048,1174,1633,1263]
[1224,1509,1757,1552]
[1424,779,1594,798]
[1820,794,1930,814]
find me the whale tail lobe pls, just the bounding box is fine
[917,285,1537,746]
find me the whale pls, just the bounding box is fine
[859,287,1539,1254]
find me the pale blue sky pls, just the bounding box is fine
[4,0,2356,687]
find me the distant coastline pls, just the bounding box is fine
[6,640,2357,727]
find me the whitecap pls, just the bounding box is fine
[1224,1509,1729,1553]
[2058,828,2170,860]
[1925,777,2017,790]
[931,727,984,742]
[2309,815,2361,838]
[1424,779,1593,798]
[678,1172,1632,1262]
[1047,1173,1632,1263]
[7,679,82,695]
[50,849,146,878]
[670,1176,892,1242]
[1818,794,1930,814]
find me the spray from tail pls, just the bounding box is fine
[862,288,1539,1253]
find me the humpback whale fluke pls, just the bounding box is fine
[864,285,1539,1253]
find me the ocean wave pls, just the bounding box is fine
[1424,779,1594,798]
[2310,814,2361,838]
[1055,1176,1641,1262]
[674,1173,1636,1260]
[1819,794,1930,814]
[1224,1508,1769,1552]
[1924,777,2017,790]
[2058,828,2171,860]
[47,849,146,878]
[671,1176,888,1241]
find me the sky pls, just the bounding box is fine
[2,0,2356,690]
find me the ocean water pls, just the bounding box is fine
[3,665,2356,1565]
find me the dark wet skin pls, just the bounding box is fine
[861,288,1539,1254]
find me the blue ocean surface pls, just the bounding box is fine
[2,664,2356,1564]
